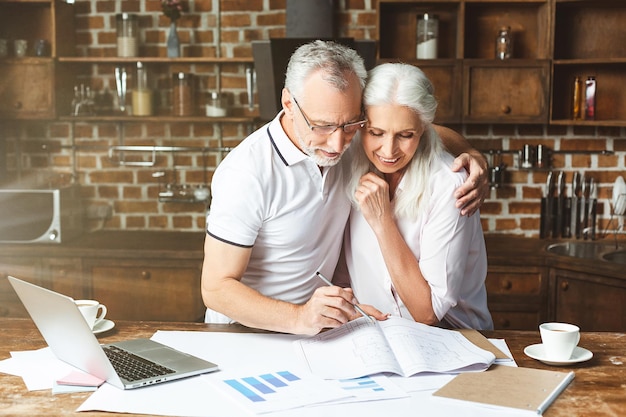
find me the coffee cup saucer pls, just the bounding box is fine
[93,319,115,335]
[524,343,593,366]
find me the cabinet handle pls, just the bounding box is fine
[560,281,569,291]
[501,280,512,290]
[501,104,511,114]
[141,271,151,280]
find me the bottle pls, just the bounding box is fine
[116,13,138,57]
[495,26,512,60]
[584,76,596,120]
[172,72,194,116]
[572,76,583,120]
[132,61,153,116]
[416,13,438,59]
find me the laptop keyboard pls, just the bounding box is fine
[103,345,176,382]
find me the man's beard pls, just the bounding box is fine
[295,130,349,168]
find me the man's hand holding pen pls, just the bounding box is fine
[285,272,388,336]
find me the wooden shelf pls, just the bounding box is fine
[59,115,259,123]
[58,57,254,64]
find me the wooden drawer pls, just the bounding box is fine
[463,61,549,124]
[87,259,205,322]
[485,266,543,296]
[490,310,541,331]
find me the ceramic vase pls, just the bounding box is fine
[167,20,180,58]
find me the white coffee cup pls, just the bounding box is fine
[75,299,107,330]
[539,322,580,361]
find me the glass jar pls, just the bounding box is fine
[205,91,227,117]
[495,26,512,60]
[116,13,139,57]
[132,61,153,116]
[172,72,194,116]
[416,13,438,59]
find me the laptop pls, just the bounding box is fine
[8,276,219,389]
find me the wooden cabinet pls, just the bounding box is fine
[85,258,205,322]
[41,257,85,299]
[550,1,626,126]
[0,257,40,318]
[550,268,626,331]
[377,0,626,126]
[0,257,84,317]
[0,0,75,119]
[485,265,549,330]
[377,0,550,124]
[0,59,55,119]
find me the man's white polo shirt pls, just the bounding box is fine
[205,112,350,323]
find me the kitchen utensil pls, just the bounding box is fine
[246,67,255,112]
[520,144,535,169]
[562,174,572,238]
[555,171,565,237]
[114,66,127,113]
[589,178,597,240]
[612,176,626,215]
[570,172,580,238]
[540,171,554,238]
[579,173,587,239]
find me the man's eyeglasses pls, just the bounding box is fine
[292,96,367,136]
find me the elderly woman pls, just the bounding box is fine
[342,63,493,330]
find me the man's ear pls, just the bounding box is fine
[281,88,294,118]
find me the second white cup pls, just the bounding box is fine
[539,322,580,361]
[76,299,107,330]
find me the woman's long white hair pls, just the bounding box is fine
[345,63,443,220]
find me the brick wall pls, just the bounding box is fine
[2,0,625,239]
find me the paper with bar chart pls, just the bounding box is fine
[206,369,408,414]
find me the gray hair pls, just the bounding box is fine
[346,63,443,220]
[284,40,367,98]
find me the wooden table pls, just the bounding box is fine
[1,318,624,416]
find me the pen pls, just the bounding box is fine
[315,271,375,323]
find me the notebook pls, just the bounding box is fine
[8,276,219,390]
[433,365,575,415]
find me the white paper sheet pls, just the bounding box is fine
[0,347,76,391]
[77,331,523,417]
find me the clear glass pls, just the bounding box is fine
[116,13,138,57]
[416,13,438,59]
[173,72,194,116]
[495,26,512,60]
[132,61,152,116]
[206,91,227,117]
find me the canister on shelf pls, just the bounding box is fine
[584,76,596,121]
[416,13,438,59]
[206,92,227,117]
[132,61,153,116]
[172,72,194,116]
[116,13,138,57]
[495,26,512,60]
[571,76,583,120]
